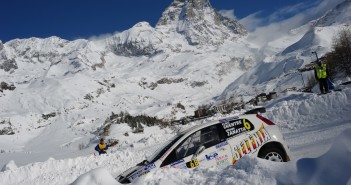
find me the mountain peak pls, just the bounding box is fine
[157,0,212,24]
[156,0,247,45]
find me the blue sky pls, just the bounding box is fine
[0,0,342,42]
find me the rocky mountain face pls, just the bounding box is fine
[157,0,247,45]
[108,0,247,56]
[0,39,18,72]
[107,22,162,57]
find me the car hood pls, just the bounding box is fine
[119,165,141,178]
[118,163,157,183]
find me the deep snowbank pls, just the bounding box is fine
[266,88,351,131]
[71,168,118,185]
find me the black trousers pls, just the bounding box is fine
[318,78,329,93]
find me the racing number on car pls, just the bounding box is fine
[243,119,251,130]
[190,159,199,168]
[221,119,255,138]
[186,159,199,168]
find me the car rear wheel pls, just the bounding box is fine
[258,147,286,162]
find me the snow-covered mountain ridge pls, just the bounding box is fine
[0,0,252,116]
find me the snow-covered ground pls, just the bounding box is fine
[1,86,350,185]
[1,0,351,184]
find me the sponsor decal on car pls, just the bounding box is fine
[130,170,143,180]
[205,152,219,161]
[215,141,228,149]
[169,159,186,168]
[130,170,141,180]
[130,163,157,180]
[220,119,255,138]
[218,147,226,152]
[215,154,230,168]
[215,154,228,161]
[170,159,184,166]
[162,160,190,169]
[232,124,271,165]
[146,163,156,170]
[216,158,229,168]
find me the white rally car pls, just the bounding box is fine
[117,111,291,184]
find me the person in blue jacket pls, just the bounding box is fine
[95,138,109,155]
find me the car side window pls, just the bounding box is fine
[161,125,223,167]
[200,125,221,148]
[161,132,200,167]
[175,131,201,159]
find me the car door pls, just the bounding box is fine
[194,124,232,169]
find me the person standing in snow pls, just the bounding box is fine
[314,60,329,94]
[95,138,109,155]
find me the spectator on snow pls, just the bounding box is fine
[95,138,109,155]
[314,60,329,94]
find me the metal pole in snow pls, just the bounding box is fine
[312,51,319,62]
[300,72,306,88]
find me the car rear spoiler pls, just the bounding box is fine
[244,107,266,115]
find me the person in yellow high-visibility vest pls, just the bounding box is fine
[95,138,109,155]
[314,61,329,94]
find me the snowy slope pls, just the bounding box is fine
[0,34,256,165]
[1,86,350,185]
[220,0,351,101]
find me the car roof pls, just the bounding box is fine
[179,114,256,135]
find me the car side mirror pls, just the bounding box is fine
[192,145,205,160]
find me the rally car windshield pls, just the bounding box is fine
[147,134,184,164]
